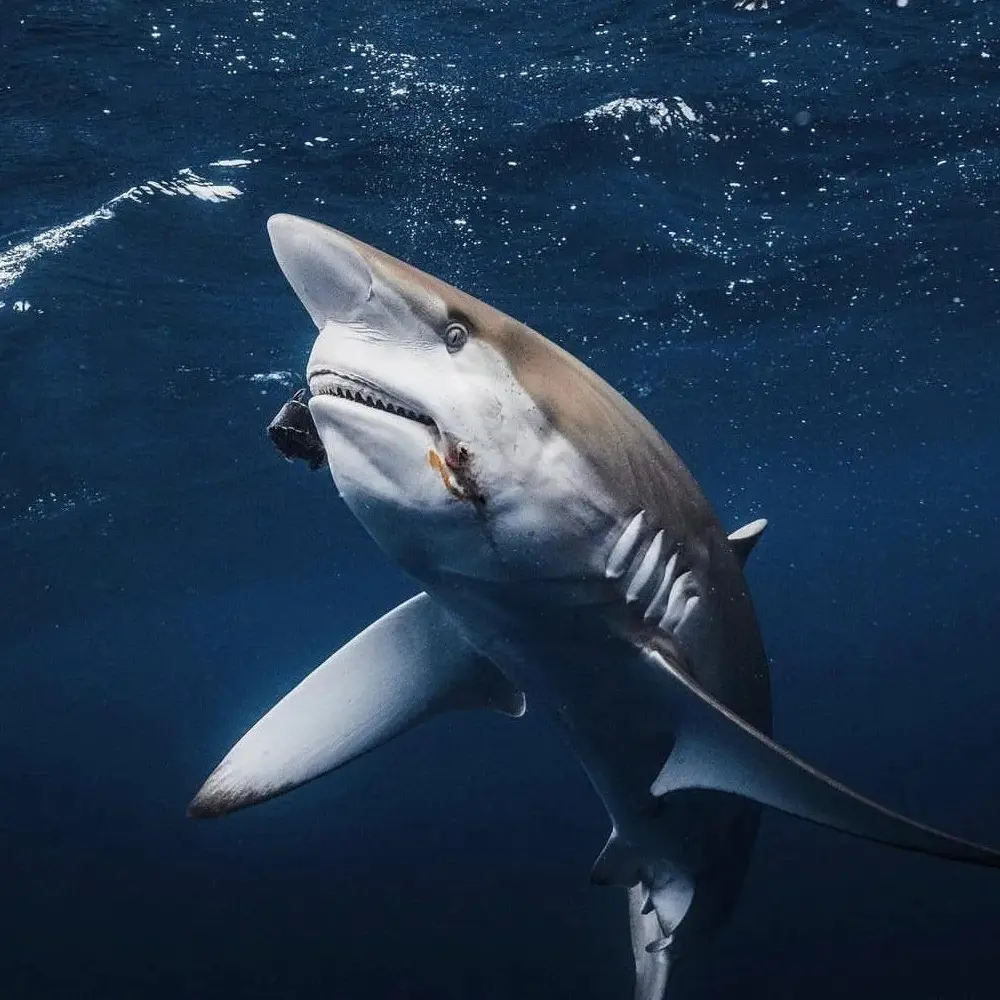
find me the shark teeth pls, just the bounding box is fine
[308,371,434,426]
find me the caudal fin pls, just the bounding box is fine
[628,884,673,1000]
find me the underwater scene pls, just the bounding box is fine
[2,2,999,998]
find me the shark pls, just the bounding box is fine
[190,213,1000,998]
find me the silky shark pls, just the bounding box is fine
[190,213,999,998]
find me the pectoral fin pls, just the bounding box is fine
[189,593,524,818]
[646,647,1000,868]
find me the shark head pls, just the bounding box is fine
[268,213,645,584]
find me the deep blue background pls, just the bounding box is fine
[2,1,999,997]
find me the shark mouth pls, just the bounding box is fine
[308,369,435,427]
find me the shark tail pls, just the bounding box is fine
[628,883,674,1000]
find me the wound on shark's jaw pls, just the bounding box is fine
[425,444,487,507]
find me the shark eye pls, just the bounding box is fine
[444,321,469,353]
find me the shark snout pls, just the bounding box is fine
[267,213,374,330]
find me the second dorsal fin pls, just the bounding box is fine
[728,518,768,568]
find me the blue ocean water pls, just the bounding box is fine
[2,1,999,997]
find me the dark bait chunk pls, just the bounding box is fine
[267,388,327,470]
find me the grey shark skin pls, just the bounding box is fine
[190,214,1000,998]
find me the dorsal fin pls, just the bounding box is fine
[728,518,768,568]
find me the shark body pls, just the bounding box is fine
[191,214,999,997]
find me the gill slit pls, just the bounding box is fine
[604,510,700,636]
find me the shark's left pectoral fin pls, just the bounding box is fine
[646,648,1000,868]
[189,593,524,818]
